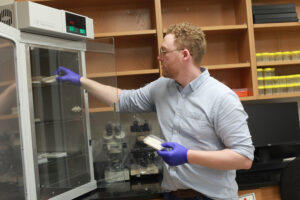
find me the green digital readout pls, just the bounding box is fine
[69,26,75,32]
[80,29,86,34]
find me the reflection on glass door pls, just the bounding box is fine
[85,38,127,186]
[29,47,91,199]
[0,37,25,199]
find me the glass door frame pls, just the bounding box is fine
[0,22,37,199]
[0,22,37,200]
[20,32,96,200]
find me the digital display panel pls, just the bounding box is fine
[65,12,86,36]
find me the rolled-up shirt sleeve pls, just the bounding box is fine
[120,80,157,113]
[213,93,255,160]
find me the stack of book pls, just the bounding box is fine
[253,4,299,24]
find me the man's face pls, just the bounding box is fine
[157,34,182,79]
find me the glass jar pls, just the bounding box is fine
[264,85,273,95]
[282,51,291,61]
[295,83,300,92]
[263,76,273,87]
[294,74,300,85]
[261,53,269,62]
[263,68,275,77]
[294,75,300,92]
[277,76,287,93]
[291,51,300,60]
[272,84,279,94]
[258,86,265,95]
[269,52,275,62]
[256,53,262,62]
[272,76,279,87]
[257,77,264,87]
[274,52,283,61]
[287,81,295,93]
[257,68,263,78]
[286,75,295,85]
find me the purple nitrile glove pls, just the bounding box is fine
[157,142,188,166]
[55,66,81,86]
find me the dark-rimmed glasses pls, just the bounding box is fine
[159,47,182,56]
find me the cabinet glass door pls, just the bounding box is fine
[29,46,91,199]
[87,38,164,197]
[85,38,128,187]
[0,37,25,199]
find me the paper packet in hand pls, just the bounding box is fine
[143,134,165,150]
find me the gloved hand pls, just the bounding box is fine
[55,66,81,86]
[157,142,188,166]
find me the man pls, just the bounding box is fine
[56,22,254,200]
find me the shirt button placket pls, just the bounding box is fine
[173,95,184,136]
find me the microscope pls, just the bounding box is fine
[103,122,130,183]
[129,117,161,177]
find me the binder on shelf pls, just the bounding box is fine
[254,17,298,24]
[252,4,296,15]
[252,3,299,24]
[254,13,298,23]
[254,13,298,20]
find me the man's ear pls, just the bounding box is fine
[182,49,191,60]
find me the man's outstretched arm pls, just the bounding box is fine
[56,66,122,106]
[80,77,122,106]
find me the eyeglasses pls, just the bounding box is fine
[159,47,182,56]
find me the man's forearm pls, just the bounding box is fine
[187,149,252,170]
[80,77,122,106]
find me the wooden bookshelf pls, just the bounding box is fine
[16,0,300,106]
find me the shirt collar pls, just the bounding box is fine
[175,67,210,92]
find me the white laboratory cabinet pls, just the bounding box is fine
[0,1,164,200]
[0,1,118,199]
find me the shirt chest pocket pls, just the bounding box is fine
[180,112,214,140]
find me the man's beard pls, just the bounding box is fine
[162,66,177,79]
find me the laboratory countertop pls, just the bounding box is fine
[75,174,165,200]
[75,158,287,200]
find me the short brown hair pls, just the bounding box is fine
[166,22,206,67]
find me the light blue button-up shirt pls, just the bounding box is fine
[120,68,254,200]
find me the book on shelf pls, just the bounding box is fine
[252,4,296,15]
[253,4,299,24]
[254,13,298,24]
